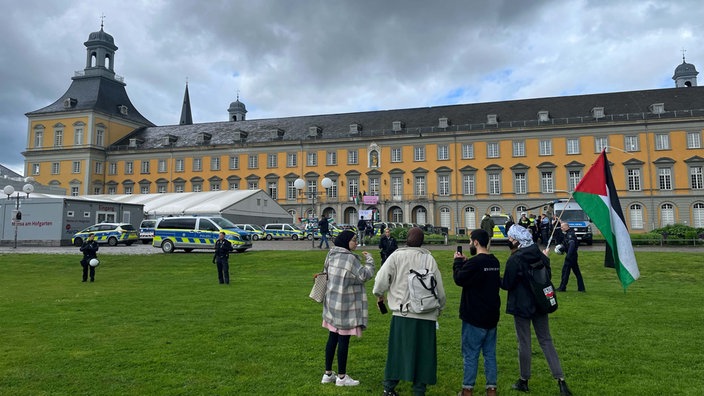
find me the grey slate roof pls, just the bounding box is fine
[26,75,154,127]
[112,86,704,150]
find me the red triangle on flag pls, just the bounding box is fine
[575,151,608,196]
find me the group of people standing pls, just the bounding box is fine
[318,224,576,396]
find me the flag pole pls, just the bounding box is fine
[543,190,574,254]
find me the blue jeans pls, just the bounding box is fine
[319,233,329,248]
[461,321,497,389]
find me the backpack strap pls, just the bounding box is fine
[409,269,438,299]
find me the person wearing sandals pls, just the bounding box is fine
[320,230,375,387]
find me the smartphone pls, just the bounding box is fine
[377,300,388,314]
[456,245,463,255]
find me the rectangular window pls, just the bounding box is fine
[487,142,500,158]
[34,131,43,148]
[125,161,133,175]
[51,162,60,175]
[438,175,450,196]
[193,158,202,171]
[268,182,277,199]
[658,168,672,190]
[568,170,581,191]
[124,186,133,195]
[655,133,670,150]
[687,132,702,149]
[462,143,474,159]
[71,186,79,196]
[158,159,167,173]
[541,171,554,193]
[488,174,501,195]
[157,185,167,193]
[539,139,552,156]
[93,187,101,195]
[595,137,608,153]
[141,160,150,174]
[267,154,277,168]
[96,130,104,146]
[72,161,81,174]
[31,163,40,175]
[54,130,63,147]
[414,176,426,196]
[326,151,337,166]
[348,178,359,200]
[192,184,202,193]
[74,127,83,145]
[248,154,258,169]
[690,166,703,189]
[391,147,402,162]
[514,173,526,194]
[285,180,295,200]
[108,186,116,194]
[307,152,317,166]
[347,150,358,165]
[462,174,475,195]
[414,146,425,161]
[627,169,641,191]
[210,182,221,191]
[175,159,185,172]
[229,155,239,170]
[175,185,184,193]
[370,178,380,196]
[109,162,117,175]
[566,138,580,155]
[325,180,338,199]
[211,157,221,171]
[625,135,639,152]
[141,186,150,194]
[391,177,403,199]
[437,145,449,161]
[287,153,297,167]
[512,141,525,157]
[94,161,103,174]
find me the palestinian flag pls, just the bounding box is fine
[573,150,640,289]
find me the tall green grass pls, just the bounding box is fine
[1,248,702,395]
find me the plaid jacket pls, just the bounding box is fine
[322,246,375,330]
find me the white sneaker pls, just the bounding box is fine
[321,372,337,384]
[336,374,360,386]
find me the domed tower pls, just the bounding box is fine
[83,25,118,78]
[673,55,698,87]
[228,92,247,121]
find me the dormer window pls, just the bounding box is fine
[117,105,129,115]
[591,107,605,119]
[197,133,212,144]
[538,110,550,122]
[650,103,665,115]
[392,121,405,131]
[233,130,249,141]
[349,123,362,134]
[63,98,77,109]
[128,138,143,148]
[438,117,449,128]
[308,126,321,138]
[487,114,498,125]
[163,135,178,145]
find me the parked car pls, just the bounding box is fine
[233,224,266,240]
[153,216,252,253]
[72,223,139,247]
[263,223,307,240]
[139,219,157,244]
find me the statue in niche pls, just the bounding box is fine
[370,150,379,167]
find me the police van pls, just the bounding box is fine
[490,214,511,243]
[263,223,308,240]
[233,224,266,240]
[153,216,253,253]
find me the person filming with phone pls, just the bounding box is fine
[453,229,501,396]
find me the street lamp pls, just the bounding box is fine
[295,177,333,248]
[4,182,34,249]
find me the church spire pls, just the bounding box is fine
[180,81,193,125]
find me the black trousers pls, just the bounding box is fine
[81,259,95,281]
[216,257,230,284]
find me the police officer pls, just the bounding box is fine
[79,233,99,282]
[213,231,233,284]
[556,222,585,292]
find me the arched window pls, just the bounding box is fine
[489,205,502,215]
[464,207,476,229]
[660,203,675,226]
[692,203,704,228]
[440,207,451,228]
[629,203,644,229]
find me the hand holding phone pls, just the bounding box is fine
[377,300,388,314]
[456,245,463,254]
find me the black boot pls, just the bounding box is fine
[512,378,529,392]
[558,379,572,396]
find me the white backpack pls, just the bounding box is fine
[403,268,440,314]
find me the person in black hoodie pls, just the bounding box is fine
[502,225,572,396]
[453,229,500,396]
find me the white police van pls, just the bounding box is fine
[153,216,253,253]
[263,223,308,240]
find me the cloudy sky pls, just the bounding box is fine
[1,0,702,175]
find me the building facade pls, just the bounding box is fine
[23,27,704,233]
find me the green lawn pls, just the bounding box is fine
[1,248,702,395]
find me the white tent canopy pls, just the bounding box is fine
[88,190,291,224]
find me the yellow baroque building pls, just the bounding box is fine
[23,27,704,233]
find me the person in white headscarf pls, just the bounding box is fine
[501,225,573,396]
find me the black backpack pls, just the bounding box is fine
[525,259,558,314]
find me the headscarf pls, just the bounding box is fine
[507,224,534,248]
[334,230,356,249]
[406,227,424,247]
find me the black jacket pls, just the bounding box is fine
[453,253,501,329]
[214,239,233,260]
[502,243,552,319]
[80,240,99,260]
